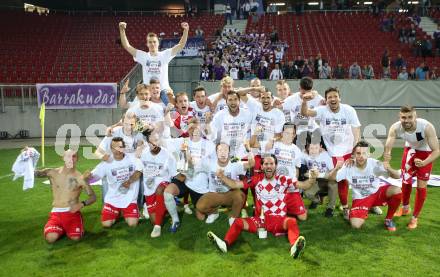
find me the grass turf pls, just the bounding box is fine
[0,146,440,277]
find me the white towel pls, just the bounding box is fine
[12,148,40,190]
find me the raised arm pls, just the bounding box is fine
[216,169,245,189]
[300,94,317,117]
[383,123,398,164]
[35,168,53,178]
[119,22,138,57]
[118,78,131,109]
[171,22,189,56]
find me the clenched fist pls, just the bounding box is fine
[181,22,189,30]
[119,22,127,30]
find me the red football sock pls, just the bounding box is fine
[286,218,300,245]
[155,194,166,226]
[413,187,427,218]
[224,219,244,246]
[401,182,413,206]
[386,193,402,220]
[338,180,348,206]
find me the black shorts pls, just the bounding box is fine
[171,176,204,206]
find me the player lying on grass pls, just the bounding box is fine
[207,154,319,259]
[336,141,402,231]
[33,148,96,243]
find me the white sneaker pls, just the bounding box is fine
[150,225,161,238]
[207,231,227,253]
[143,203,150,220]
[241,209,248,218]
[184,204,193,215]
[290,236,306,259]
[205,213,219,224]
[371,206,383,215]
[228,217,236,226]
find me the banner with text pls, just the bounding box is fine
[37,83,117,109]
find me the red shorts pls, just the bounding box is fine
[401,147,433,183]
[285,192,307,216]
[332,153,352,167]
[101,203,139,222]
[350,185,391,219]
[145,182,169,214]
[248,214,287,236]
[44,211,84,239]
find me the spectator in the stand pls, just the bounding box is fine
[307,56,315,68]
[250,0,259,13]
[408,24,416,44]
[269,63,284,80]
[270,26,279,43]
[333,63,346,79]
[225,3,232,25]
[415,62,429,80]
[283,60,298,79]
[363,64,375,79]
[381,50,391,78]
[274,47,284,63]
[229,65,239,80]
[430,67,438,80]
[319,62,332,79]
[394,53,406,73]
[238,66,245,80]
[294,55,305,68]
[301,63,314,78]
[257,61,269,79]
[200,65,210,81]
[434,25,440,55]
[421,36,433,57]
[398,27,408,43]
[408,67,416,80]
[397,67,409,80]
[195,26,204,38]
[314,53,324,78]
[213,60,226,80]
[242,0,251,19]
[349,62,362,79]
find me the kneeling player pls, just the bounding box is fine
[207,155,318,259]
[336,141,402,231]
[35,149,96,243]
[86,137,142,228]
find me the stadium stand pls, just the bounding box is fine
[0,10,224,85]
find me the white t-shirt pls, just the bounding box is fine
[190,101,211,125]
[270,142,302,186]
[184,139,216,194]
[127,102,165,126]
[336,158,388,200]
[301,151,334,176]
[230,68,239,80]
[91,155,142,208]
[211,109,253,158]
[283,92,325,133]
[208,161,246,193]
[135,48,175,90]
[252,108,285,154]
[315,104,361,157]
[139,147,177,196]
[99,127,144,155]
[269,69,283,80]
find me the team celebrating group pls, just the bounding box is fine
[31,22,439,259]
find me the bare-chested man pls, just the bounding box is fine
[34,149,96,244]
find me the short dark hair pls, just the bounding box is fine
[262,154,278,165]
[216,142,230,152]
[226,90,240,101]
[111,137,126,148]
[324,87,340,99]
[282,123,296,132]
[299,77,313,91]
[149,78,160,85]
[193,86,206,97]
[400,105,415,113]
[352,140,370,153]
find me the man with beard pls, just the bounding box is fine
[301,87,361,220]
[383,105,439,229]
[207,155,319,259]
